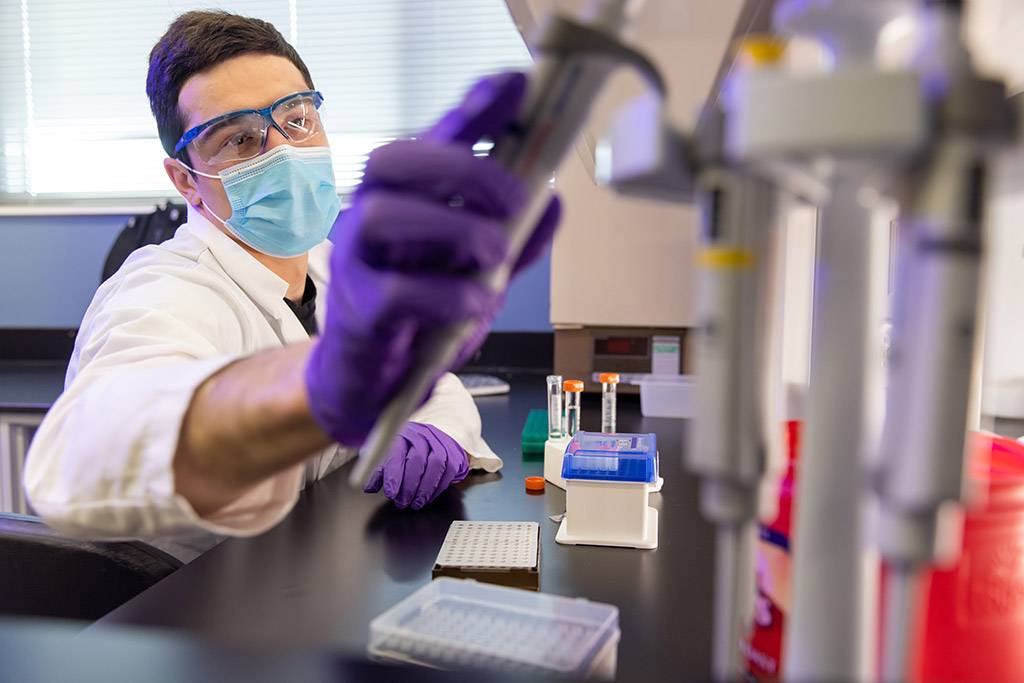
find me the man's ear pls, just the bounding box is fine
[163,156,203,210]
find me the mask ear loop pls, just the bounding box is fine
[175,158,230,226]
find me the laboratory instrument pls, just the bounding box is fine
[556,328,687,395]
[547,374,564,438]
[596,0,1023,679]
[599,372,619,433]
[304,108,522,456]
[368,578,620,679]
[556,431,659,549]
[431,521,540,590]
[351,0,665,489]
[564,380,584,438]
[601,31,778,680]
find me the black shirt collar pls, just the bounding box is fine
[283,276,318,337]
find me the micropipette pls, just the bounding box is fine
[350,0,664,488]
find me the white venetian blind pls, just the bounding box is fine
[0,0,531,205]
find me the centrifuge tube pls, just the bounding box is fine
[547,375,564,438]
[599,372,619,434]
[563,380,584,437]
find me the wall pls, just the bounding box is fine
[982,156,1024,385]
[0,215,129,328]
[971,0,1024,390]
[491,250,551,331]
[523,0,746,329]
[0,213,552,332]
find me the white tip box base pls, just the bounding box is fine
[544,436,571,490]
[555,479,659,550]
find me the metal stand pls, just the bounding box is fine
[598,2,1022,679]
[785,173,875,681]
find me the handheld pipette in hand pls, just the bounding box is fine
[349,0,666,488]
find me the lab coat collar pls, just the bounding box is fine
[183,204,332,324]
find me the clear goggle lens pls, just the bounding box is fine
[189,94,323,167]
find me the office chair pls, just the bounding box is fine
[0,513,181,622]
[101,202,188,283]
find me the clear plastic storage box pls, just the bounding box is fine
[638,375,695,418]
[368,578,620,679]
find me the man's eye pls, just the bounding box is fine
[223,133,254,149]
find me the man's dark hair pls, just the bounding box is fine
[146,10,314,159]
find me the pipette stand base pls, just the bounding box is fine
[555,507,659,550]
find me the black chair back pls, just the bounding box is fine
[101,203,187,283]
[0,513,181,622]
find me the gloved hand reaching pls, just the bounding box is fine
[305,71,561,446]
[362,422,469,509]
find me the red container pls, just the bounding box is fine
[742,420,801,683]
[909,433,1024,683]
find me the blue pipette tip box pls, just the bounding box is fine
[561,431,657,484]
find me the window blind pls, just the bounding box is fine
[0,0,531,204]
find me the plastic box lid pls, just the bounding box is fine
[562,432,658,484]
[368,578,619,675]
[567,432,656,456]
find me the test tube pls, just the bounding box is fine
[599,372,620,434]
[547,375,564,438]
[563,380,584,437]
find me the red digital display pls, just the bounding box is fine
[605,339,632,354]
[594,337,648,357]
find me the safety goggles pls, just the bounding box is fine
[174,90,325,167]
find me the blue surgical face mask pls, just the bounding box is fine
[188,145,341,257]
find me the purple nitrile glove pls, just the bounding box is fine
[305,71,562,446]
[424,73,562,370]
[363,422,470,509]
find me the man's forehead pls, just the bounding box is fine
[178,54,309,130]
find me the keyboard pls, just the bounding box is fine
[457,373,511,397]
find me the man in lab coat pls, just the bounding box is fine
[23,11,558,561]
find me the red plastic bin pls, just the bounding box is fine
[910,432,1024,683]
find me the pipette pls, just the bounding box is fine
[350,0,664,488]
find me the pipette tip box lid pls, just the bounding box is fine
[432,521,540,590]
[368,577,621,679]
[562,432,658,484]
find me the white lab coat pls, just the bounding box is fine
[23,207,501,558]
